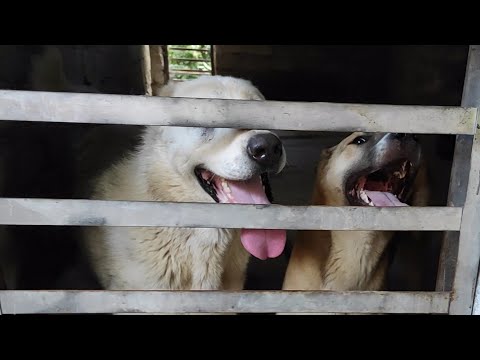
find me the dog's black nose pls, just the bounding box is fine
[247,133,283,169]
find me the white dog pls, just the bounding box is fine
[84,76,288,290]
[31,46,288,291]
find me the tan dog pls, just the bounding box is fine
[283,132,428,292]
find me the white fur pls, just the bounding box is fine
[30,46,286,291]
[84,76,286,290]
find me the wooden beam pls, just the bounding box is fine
[437,45,480,292]
[449,123,480,314]
[0,90,475,134]
[0,198,462,231]
[0,290,450,314]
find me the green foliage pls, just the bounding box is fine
[167,45,212,81]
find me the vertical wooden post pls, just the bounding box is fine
[436,46,480,293]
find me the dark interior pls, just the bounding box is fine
[0,45,469,291]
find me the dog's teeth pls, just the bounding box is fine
[393,170,406,179]
[360,191,370,204]
[221,179,232,194]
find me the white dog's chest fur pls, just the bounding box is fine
[29,52,279,293]
[86,225,241,290]
[83,149,250,291]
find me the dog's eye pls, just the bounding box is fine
[351,136,367,145]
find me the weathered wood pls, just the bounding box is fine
[473,268,480,315]
[436,136,474,291]
[140,45,152,96]
[0,266,4,315]
[0,266,5,289]
[0,265,3,314]
[437,45,480,292]
[149,45,168,96]
[449,125,480,314]
[0,198,462,231]
[0,90,476,134]
[0,290,450,314]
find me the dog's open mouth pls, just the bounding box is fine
[194,168,273,204]
[347,159,414,207]
[194,167,286,260]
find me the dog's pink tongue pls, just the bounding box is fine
[225,177,287,260]
[364,191,408,207]
[240,229,286,260]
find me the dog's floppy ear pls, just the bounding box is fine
[157,82,177,97]
[321,145,335,159]
[252,88,265,100]
[314,145,335,175]
[238,78,265,100]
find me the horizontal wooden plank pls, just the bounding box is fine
[0,290,450,314]
[171,58,212,62]
[170,70,212,74]
[0,90,476,134]
[169,47,210,53]
[0,198,462,231]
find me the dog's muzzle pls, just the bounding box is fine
[246,133,283,171]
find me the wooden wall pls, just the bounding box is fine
[215,45,468,105]
[0,45,146,289]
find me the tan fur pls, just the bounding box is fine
[283,132,428,292]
